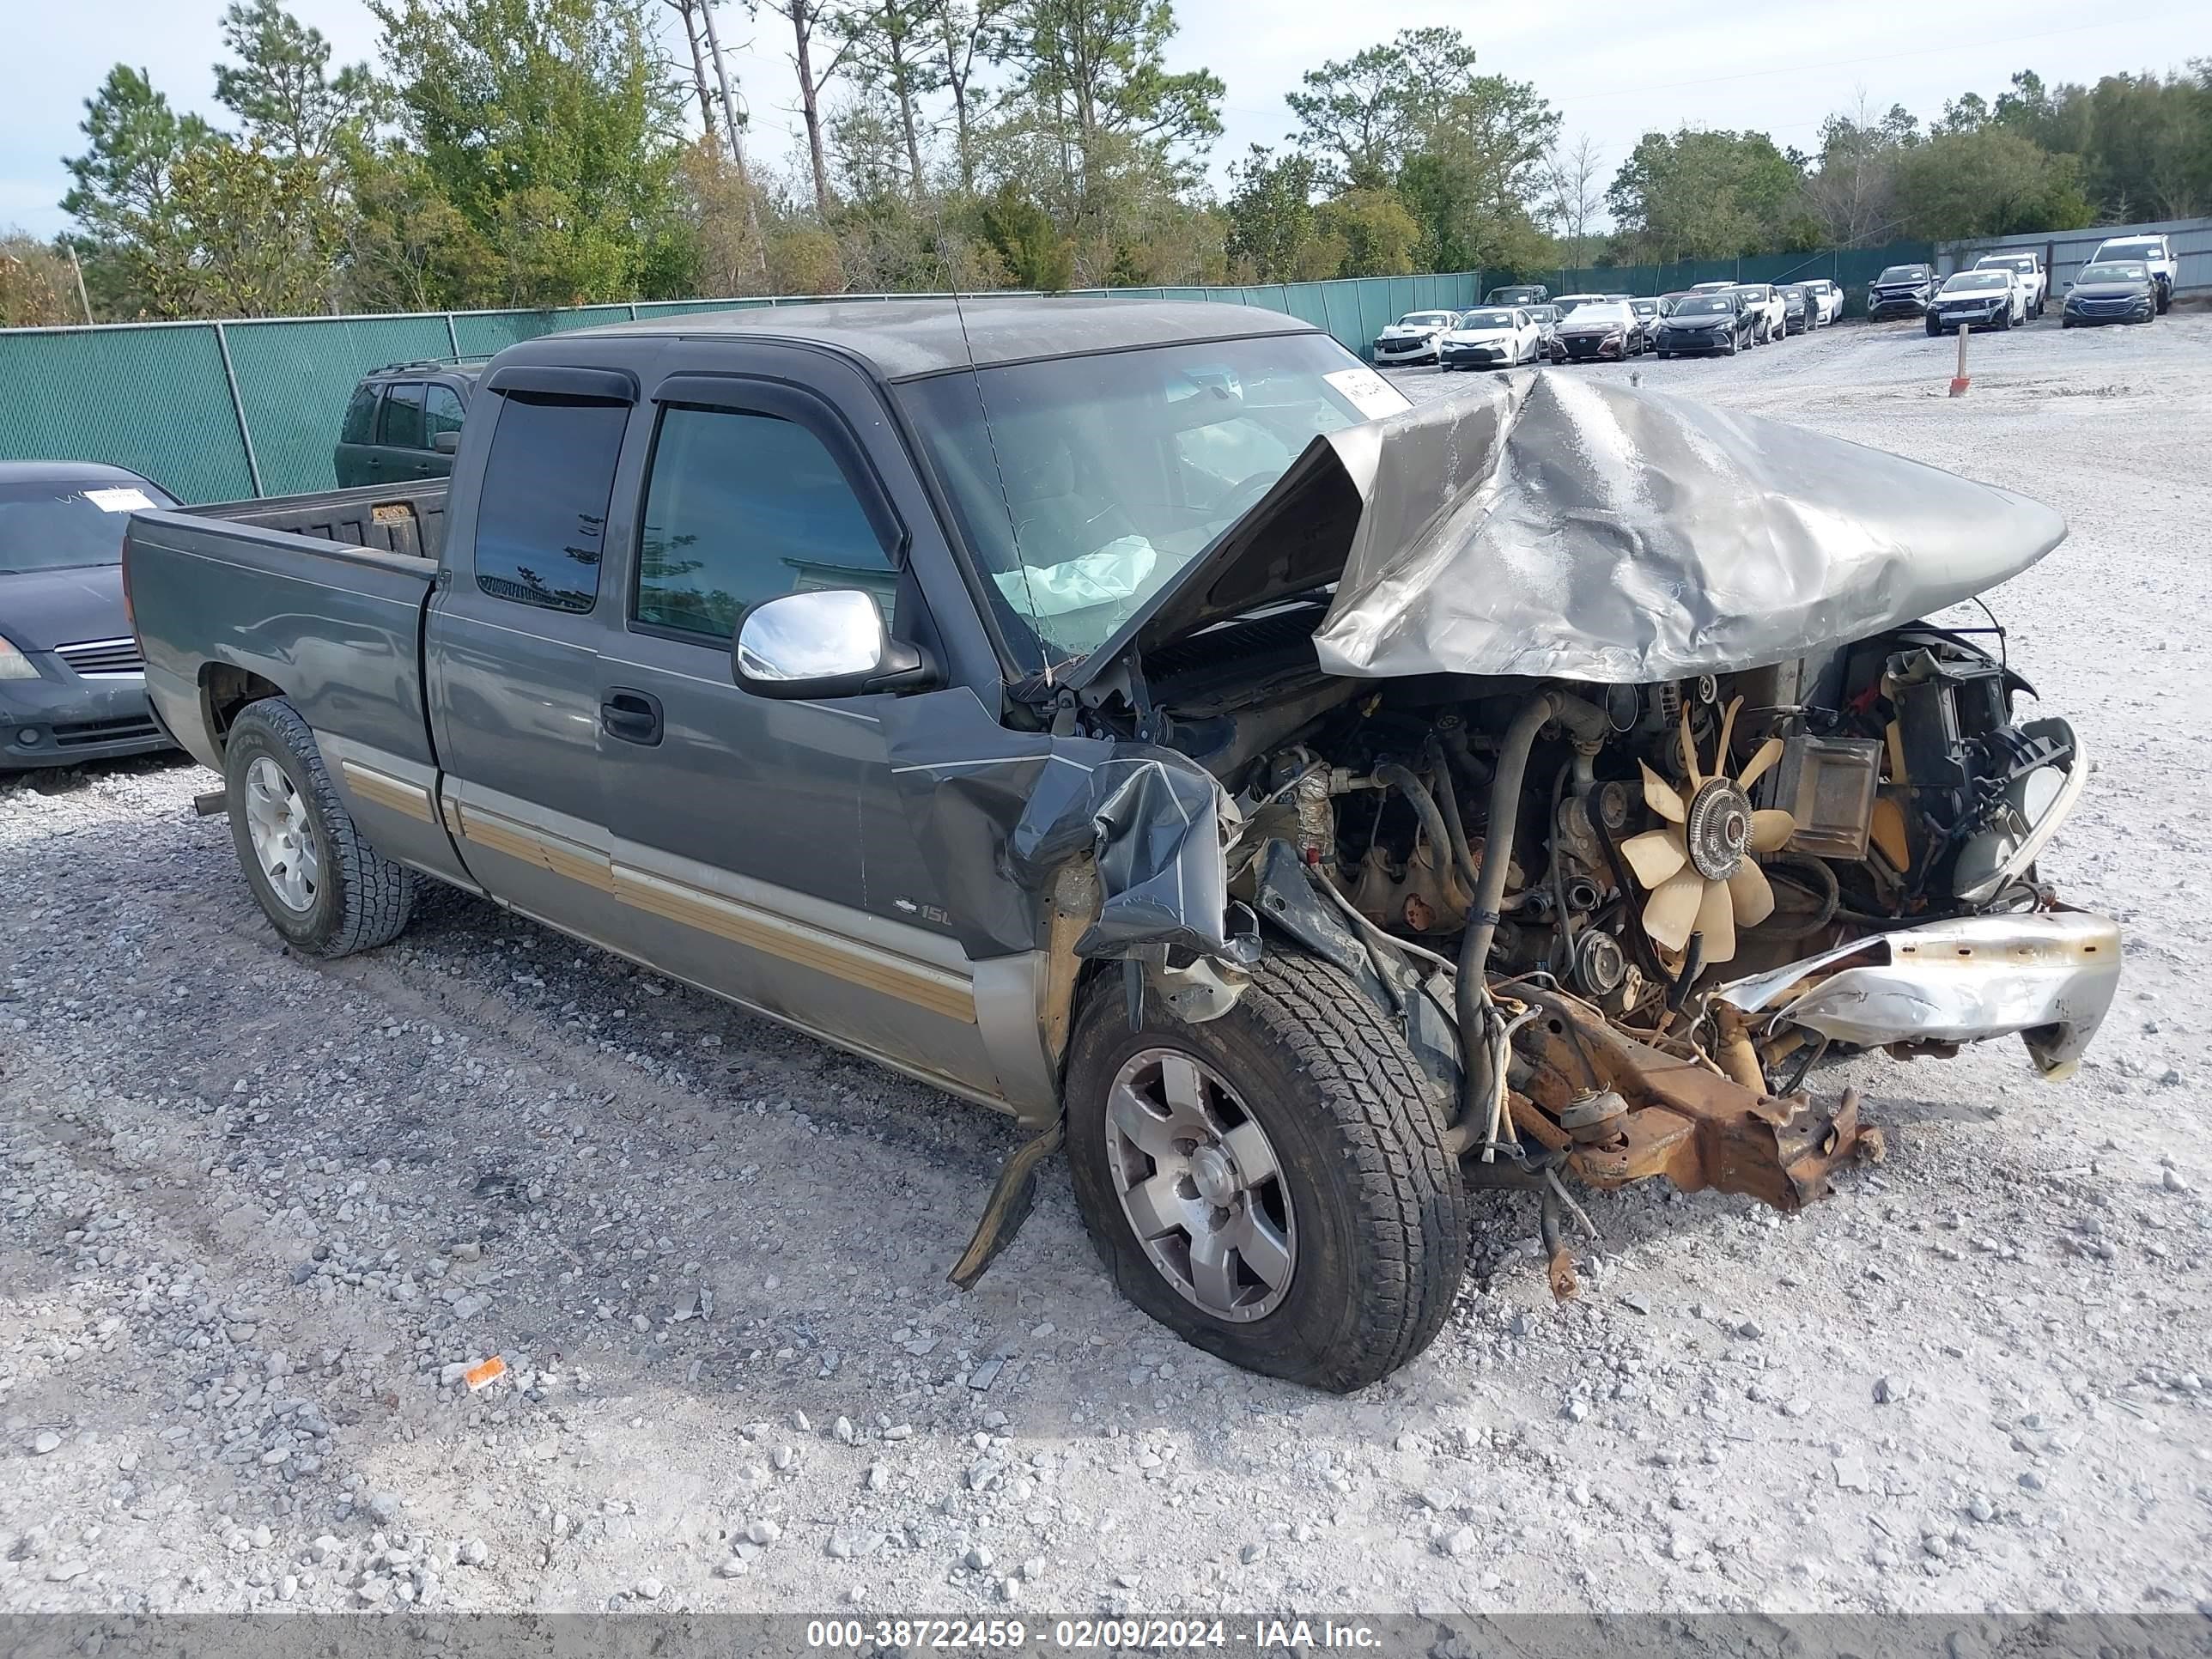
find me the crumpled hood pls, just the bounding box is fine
[1080,369,2066,688]
[0,563,127,652]
[1312,373,2065,683]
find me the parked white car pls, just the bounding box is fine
[1689,280,1738,294]
[1925,269,2027,334]
[1802,279,1844,325]
[1974,252,2047,318]
[1371,311,1459,365]
[1730,283,1787,343]
[2087,234,2177,313]
[1437,307,1545,369]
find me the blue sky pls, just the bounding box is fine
[9,0,2211,239]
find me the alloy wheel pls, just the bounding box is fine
[1103,1048,1296,1323]
[243,756,320,913]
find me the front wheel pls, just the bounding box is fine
[1065,951,1470,1393]
[224,698,416,957]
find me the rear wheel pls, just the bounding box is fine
[223,698,415,957]
[1065,951,1470,1393]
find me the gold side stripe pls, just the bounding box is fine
[450,806,972,1024]
[453,805,616,893]
[340,760,434,824]
[612,865,975,1025]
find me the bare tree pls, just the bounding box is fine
[664,0,720,142]
[1803,90,1913,247]
[1541,133,1602,270]
[762,0,857,219]
[923,0,1013,193]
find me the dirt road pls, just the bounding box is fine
[3,313,2209,1618]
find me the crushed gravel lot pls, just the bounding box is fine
[3,313,2209,1620]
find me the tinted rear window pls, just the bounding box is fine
[471,395,627,613]
[340,386,377,446]
[380,383,426,448]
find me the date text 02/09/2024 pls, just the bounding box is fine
[802,1617,1384,1650]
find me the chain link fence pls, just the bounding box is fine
[0,273,1484,504]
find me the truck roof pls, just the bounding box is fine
[554,296,1323,380]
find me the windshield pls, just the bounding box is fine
[1672,297,1735,316]
[2097,241,2160,260]
[1877,266,1929,283]
[1730,288,1767,304]
[1488,288,1540,302]
[1454,309,1515,330]
[1978,256,2033,271]
[0,477,170,574]
[1394,313,1455,329]
[1632,301,1658,315]
[903,334,1400,667]
[1527,306,1559,322]
[1942,273,2007,293]
[2077,262,2149,283]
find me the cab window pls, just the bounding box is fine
[633,405,896,643]
[379,382,426,449]
[472,393,627,613]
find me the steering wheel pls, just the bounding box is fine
[1215,469,1281,519]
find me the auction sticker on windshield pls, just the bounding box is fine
[1325,367,1413,421]
[84,487,155,513]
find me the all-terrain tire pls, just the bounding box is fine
[224,697,415,957]
[1065,950,1471,1392]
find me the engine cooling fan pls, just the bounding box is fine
[1620,698,1796,964]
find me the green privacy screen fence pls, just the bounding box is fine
[0,271,1482,506]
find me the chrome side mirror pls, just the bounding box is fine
[734,588,937,700]
[433,429,460,455]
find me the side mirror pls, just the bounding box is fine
[734,588,938,701]
[432,430,460,454]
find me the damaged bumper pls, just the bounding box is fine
[1717,909,2123,1079]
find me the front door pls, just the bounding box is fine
[593,372,1000,1097]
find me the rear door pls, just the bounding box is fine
[424,362,643,944]
[592,354,1003,1097]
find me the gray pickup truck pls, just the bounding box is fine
[125,298,2122,1390]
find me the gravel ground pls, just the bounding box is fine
[3,313,2209,1620]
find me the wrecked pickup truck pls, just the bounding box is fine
[124,299,2121,1392]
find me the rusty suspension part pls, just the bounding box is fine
[1500,985,1883,1211]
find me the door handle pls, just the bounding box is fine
[600,689,663,746]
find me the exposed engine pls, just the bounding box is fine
[1063,604,2106,1269]
[1189,620,2069,1070]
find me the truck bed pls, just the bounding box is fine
[191,481,449,562]
[125,494,441,777]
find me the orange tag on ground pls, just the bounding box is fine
[464,1357,506,1392]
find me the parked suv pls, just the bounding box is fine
[1973,251,2047,318]
[2086,234,2176,313]
[1867,264,1937,320]
[334,361,483,488]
